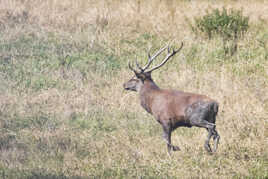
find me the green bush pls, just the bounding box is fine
[192,7,249,55]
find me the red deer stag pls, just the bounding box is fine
[123,42,220,154]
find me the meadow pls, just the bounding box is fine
[0,0,267,178]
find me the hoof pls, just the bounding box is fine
[172,146,181,151]
[204,143,212,153]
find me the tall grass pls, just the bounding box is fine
[0,0,267,178]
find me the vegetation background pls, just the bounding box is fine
[0,0,267,178]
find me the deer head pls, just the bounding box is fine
[123,42,184,92]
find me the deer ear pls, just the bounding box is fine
[135,72,142,78]
[133,70,140,77]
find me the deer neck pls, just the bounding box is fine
[139,79,160,114]
[140,79,160,93]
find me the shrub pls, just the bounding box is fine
[192,7,249,56]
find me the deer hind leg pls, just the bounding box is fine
[186,101,221,153]
[192,119,216,153]
[186,111,216,152]
[204,128,213,152]
[186,117,215,153]
[212,128,220,152]
[195,119,217,153]
[208,102,220,152]
[162,122,180,155]
[204,127,220,153]
[204,126,221,153]
[207,112,220,152]
[203,119,221,153]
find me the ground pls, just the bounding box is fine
[0,0,267,178]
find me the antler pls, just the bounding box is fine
[146,42,183,73]
[128,61,138,73]
[132,45,168,72]
[141,44,169,71]
[129,42,183,73]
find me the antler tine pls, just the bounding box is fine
[147,42,184,73]
[136,60,144,71]
[174,41,184,53]
[128,61,137,73]
[142,44,169,71]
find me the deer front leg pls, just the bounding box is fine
[162,123,180,155]
[162,127,172,155]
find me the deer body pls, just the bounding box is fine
[123,43,220,154]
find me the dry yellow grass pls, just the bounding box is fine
[0,0,267,178]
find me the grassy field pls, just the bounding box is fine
[0,0,267,178]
